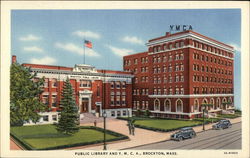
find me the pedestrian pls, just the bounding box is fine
[127,121,132,135]
[94,120,97,127]
[131,123,135,135]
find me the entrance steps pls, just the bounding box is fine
[79,113,115,124]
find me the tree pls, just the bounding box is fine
[56,78,79,135]
[144,109,151,118]
[10,63,46,126]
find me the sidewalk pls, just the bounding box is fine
[77,117,242,150]
[10,117,241,150]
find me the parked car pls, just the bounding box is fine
[212,119,232,130]
[171,127,196,141]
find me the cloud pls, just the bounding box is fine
[30,56,56,65]
[122,36,144,45]
[23,46,44,53]
[229,43,241,52]
[72,30,101,39]
[19,34,41,41]
[55,42,100,57]
[106,45,134,57]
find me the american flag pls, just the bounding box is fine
[84,40,92,49]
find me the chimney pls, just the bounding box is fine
[12,55,17,64]
[166,32,170,36]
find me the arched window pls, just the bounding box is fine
[194,99,199,112]
[164,99,171,112]
[176,99,183,112]
[154,99,160,111]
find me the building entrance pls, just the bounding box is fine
[81,98,89,113]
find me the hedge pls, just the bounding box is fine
[133,122,206,132]
[10,126,128,150]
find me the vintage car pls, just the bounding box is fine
[212,119,232,130]
[171,127,196,141]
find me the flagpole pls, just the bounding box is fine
[83,38,85,64]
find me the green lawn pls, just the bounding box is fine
[134,119,201,131]
[10,125,123,150]
[218,113,241,119]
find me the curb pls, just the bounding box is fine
[121,120,241,150]
[10,136,25,150]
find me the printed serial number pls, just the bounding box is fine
[224,152,238,154]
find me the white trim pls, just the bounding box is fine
[148,94,234,98]
[146,32,234,53]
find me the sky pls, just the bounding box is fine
[11,9,241,109]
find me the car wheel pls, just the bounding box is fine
[190,134,195,138]
[228,125,232,128]
[178,137,183,141]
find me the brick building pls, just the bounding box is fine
[123,30,234,119]
[12,56,133,124]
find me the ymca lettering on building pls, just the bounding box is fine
[15,30,234,124]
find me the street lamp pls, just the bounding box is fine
[103,110,107,150]
[202,106,205,131]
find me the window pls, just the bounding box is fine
[134,77,138,83]
[52,115,57,121]
[158,88,161,95]
[175,54,179,60]
[163,66,167,72]
[180,41,184,47]
[111,111,115,117]
[111,96,114,105]
[180,53,184,60]
[175,64,179,71]
[52,95,57,107]
[43,115,49,122]
[80,80,91,88]
[122,82,126,89]
[169,55,172,61]
[180,75,184,82]
[134,58,138,64]
[142,101,145,109]
[116,96,120,105]
[169,75,172,83]
[97,86,100,97]
[169,44,172,49]
[176,100,183,112]
[42,94,49,105]
[154,99,160,111]
[175,88,179,94]
[116,82,120,89]
[175,75,179,82]
[168,65,172,72]
[169,88,173,95]
[175,42,179,48]
[180,88,184,94]
[180,64,184,71]
[134,68,138,74]
[163,56,167,62]
[117,111,121,117]
[157,57,161,63]
[52,79,57,87]
[123,110,127,116]
[43,79,49,87]
[165,99,171,111]
[163,88,167,95]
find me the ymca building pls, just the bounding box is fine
[14,30,235,123]
[124,30,234,119]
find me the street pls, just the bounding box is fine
[128,122,241,150]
